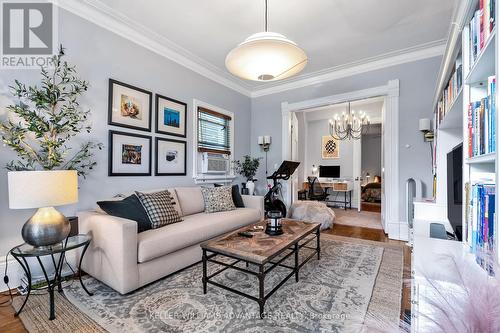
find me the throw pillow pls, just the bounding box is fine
[97,195,152,233]
[201,186,236,213]
[214,184,245,208]
[135,190,182,229]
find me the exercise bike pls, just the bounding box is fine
[264,160,300,218]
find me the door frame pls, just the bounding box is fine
[281,79,404,240]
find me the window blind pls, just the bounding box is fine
[197,107,231,154]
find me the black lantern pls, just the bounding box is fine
[265,210,283,236]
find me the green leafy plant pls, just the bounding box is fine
[233,155,262,181]
[0,46,102,177]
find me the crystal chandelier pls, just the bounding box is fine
[329,102,370,140]
[225,0,307,81]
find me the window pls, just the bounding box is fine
[197,107,231,155]
[193,100,235,183]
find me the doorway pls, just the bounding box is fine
[281,80,405,240]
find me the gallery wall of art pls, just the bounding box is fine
[0,9,251,255]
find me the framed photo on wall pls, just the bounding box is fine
[155,94,187,137]
[108,79,152,132]
[322,135,340,159]
[109,130,152,176]
[155,137,187,176]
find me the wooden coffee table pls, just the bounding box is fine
[200,219,321,318]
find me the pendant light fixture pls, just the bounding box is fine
[329,102,370,140]
[225,0,308,82]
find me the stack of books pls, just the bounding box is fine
[467,75,496,157]
[470,0,496,67]
[465,182,496,261]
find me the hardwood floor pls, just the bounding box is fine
[0,223,411,333]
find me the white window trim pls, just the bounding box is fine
[192,99,236,184]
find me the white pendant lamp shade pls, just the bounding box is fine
[225,32,308,82]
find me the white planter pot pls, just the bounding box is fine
[246,180,255,196]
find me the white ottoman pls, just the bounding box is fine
[288,200,335,230]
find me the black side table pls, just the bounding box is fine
[10,234,93,320]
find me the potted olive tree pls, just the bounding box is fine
[233,155,261,195]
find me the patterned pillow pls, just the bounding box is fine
[135,190,182,229]
[201,186,236,213]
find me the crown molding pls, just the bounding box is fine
[54,0,445,99]
[52,0,253,97]
[250,40,445,98]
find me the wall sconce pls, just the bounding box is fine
[258,135,271,151]
[311,164,318,175]
[419,118,434,142]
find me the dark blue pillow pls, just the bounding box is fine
[97,195,152,233]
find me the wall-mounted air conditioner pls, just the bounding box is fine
[201,152,229,174]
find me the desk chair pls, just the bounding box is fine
[307,177,328,201]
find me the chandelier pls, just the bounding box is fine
[225,0,308,82]
[329,102,370,140]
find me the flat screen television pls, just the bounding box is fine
[319,165,340,178]
[447,143,463,241]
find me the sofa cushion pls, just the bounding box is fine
[135,190,182,229]
[97,195,152,233]
[137,208,260,263]
[214,184,245,208]
[175,187,205,216]
[201,186,236,213]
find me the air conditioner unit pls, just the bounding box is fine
[201,152,229,174]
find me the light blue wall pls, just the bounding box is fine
[251,57,441,220]
[0,10,251,254]
[306,120,354,179]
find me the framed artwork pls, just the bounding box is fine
[108,79,152,132]
[155,94,187,137]
[322,135,340,159]
[155,137,187,176]
[109,130,152,176]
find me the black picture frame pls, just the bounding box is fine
[155,94,187,138]
[108,79,153,132]
[155,137,187,176]
[109,130,152,176]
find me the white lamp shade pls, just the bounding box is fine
[419,118,431,131]
[8,170,78,209]
[225,32,307,81]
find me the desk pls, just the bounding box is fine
[303,181,353,210]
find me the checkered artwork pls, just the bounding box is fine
[135,190,182,229]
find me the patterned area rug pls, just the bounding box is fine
[13,235,403,333]
[64,235,402,333]
[333,209,384,230]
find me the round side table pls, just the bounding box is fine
[10,234,93,320]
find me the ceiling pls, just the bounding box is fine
[73,0,457,93]
[303,97,384,124]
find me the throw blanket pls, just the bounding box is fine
[288,201,335,230]
[361,182,382,202]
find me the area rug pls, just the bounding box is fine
[333,209,384,230]
[14,235,403,333]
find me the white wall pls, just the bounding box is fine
[306,120,354,180]
[0,10,251,257]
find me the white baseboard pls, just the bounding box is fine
[387,221,409,241]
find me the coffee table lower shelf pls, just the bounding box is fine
[202,229,320,319]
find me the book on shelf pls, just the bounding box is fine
[467,75,496,157]
[470,0,496,67]
[466,182,496,268]
[437,57,463,125]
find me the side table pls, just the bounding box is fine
[10,234,93,320]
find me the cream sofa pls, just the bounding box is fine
[78,186,264,294]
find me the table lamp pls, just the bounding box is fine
[8,170,78,247]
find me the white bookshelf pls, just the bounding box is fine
[431,0,498,262]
